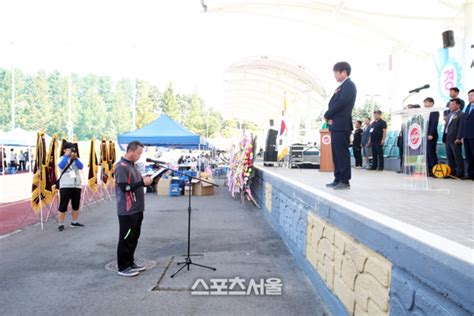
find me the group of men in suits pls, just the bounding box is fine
[322,61,474,188]
[441,89,474,179]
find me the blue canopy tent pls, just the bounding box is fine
[117,114,208,150]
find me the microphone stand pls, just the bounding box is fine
[151,164,218,278]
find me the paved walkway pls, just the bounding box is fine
[260,165,474,249]
[0,185,331,316]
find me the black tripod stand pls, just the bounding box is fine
[151,165,218,278]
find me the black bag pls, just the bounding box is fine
[56,159,74,189]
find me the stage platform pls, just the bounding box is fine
[251,164,473,315]
[258,164,473,249]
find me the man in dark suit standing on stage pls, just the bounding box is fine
[445,87,465,111]
[462,89,474,180]
[324,62,357,190]
[424,97,439,176]
[443,98,465,178]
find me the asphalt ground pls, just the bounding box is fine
[0,184,331,316]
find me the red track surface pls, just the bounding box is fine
[0,199,55,235]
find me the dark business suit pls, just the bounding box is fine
[443,110,465,177]
[463,103,474,179]
[324,78,357,184]
[352,128,363,167]
[397,124,405,172]
[426,111,439,175]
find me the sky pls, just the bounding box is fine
[0,0,466,117]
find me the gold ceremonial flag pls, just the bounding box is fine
[108,140,116,186]
[99,137,110,186]
[88,138,99,192]
[44,134,58,204]
[31,131,47,213]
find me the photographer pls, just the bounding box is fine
[57,142,84,232]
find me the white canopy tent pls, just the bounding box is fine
[0,128,51,175]
[0,128,51,147]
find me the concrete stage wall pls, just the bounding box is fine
[251,166,473,316]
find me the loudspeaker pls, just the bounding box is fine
[442,30,455,48]
[269,119,274,127]
[264,129,278,162]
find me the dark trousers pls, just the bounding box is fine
[331,131,351,183]
[371,142,384,170]
[426,140,438,175]
[445,142,464,177]
[353,146,362,167]
[117,212,143,271]
[464,138,474,179]
[399,146,404,171]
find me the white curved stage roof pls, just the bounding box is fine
[223,56,328,127]
[203,0,468,54]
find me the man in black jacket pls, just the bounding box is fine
[352,120,363,168]
[115,141,154,277]
[424,97,439,176]
[369,110,387,171]
[324,62,357,190]
[443,99,465,178]
[462,89,474,179]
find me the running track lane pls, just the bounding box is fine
[0,199,58,235]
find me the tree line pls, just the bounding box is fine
[0,68,257,140]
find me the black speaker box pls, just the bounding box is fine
[442,30,455,48]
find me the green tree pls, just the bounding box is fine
[75,74,107,139]
[135,80,158,128]
[106,78,133,136]
[0,69,12,131]
[161,82,180,121]
[185,94,205,135]
[176,93,191,124]
[206,110,222,138]
[17,70,52,132]
[47,71,68,136]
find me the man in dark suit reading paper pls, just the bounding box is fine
[324,62,357,190]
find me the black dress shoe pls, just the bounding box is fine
[333,183,350,190]
[326,181,339,188]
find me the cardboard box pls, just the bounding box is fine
[157,176,171,196]
[200,171,211,179]
[194,179,216,196]
[184,180,200,196]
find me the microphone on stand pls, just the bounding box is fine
[408,84,430,93]
[146,158,168,165]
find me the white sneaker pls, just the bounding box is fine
[117,267,139,277]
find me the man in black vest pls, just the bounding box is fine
[424,97,439,176]
[324,62,357,190]
[462,89,474,180]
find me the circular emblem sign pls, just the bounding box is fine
[432,164,451,178]
[322,135,331,145]
[408,123,422,150]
